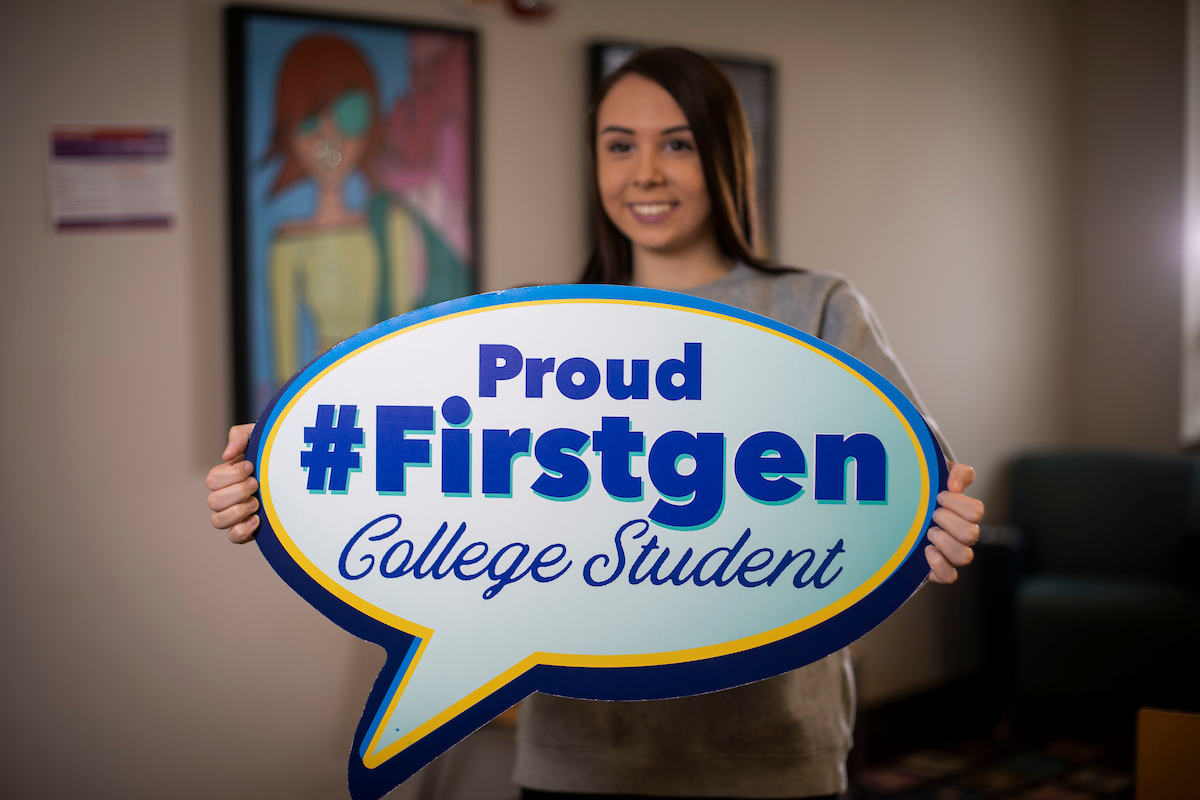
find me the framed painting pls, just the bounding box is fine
[589,42,776,254]
[227,6,478,421]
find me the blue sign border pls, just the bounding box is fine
[246,285,946,800]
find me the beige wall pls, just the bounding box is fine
[1076,0,1184,449]
[1186,0,1200,444]
[0,0,1183,796]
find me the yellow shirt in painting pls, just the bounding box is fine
[270,207,414,385]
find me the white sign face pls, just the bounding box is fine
[250,285,943,800]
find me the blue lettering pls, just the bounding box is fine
[579,523,848,591]
[647,431,725,529]
[655,343,702,401]
[380,538,416,578]
[339,514,402,580]
[340,516,572,597]
[411,522,449,579]
[480,345,700,400]
[583,519,642,586]
[531,428,591,500]
[525,357,556,397]
[482,543,533,599]
[441,428,471,496]
[607,358,650,400]
[377,406,434,494]
[813,539,846,588]
[735,431,806,504]
[440,396,472,496]
[482,428,532,496]
[479,344,523,397]
[556,357,602,400]
[529,544,572,582]
[450,542,489,580]
[735,547,776,587]
[790,550,820,588]
[429,523,466,579]
[628,532,661,585]
[649,547,697,586]
[690,528,751,586]
[766,549,812,587]
[815,433,887,502]
[592,417,644,500]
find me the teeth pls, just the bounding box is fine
[631,202,673,216]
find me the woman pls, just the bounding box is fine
[208,47,983,800]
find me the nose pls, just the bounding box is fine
[632,148,665,188]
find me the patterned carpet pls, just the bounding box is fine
[849,735,1135,800]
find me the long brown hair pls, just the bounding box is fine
[266,34,385,196]
[581,47,778,284]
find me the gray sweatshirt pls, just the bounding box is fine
[513,264,948,798]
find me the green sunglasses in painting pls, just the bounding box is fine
[295,90,373,137]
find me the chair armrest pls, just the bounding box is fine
[978,523,1024,548]
[974,525,1027,692]
[1184,526,1200,593]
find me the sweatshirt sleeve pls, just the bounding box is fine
[817,281,956,463]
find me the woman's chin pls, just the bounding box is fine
[621,224,689,252]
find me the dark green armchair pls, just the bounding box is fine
[1000,452,1200,707]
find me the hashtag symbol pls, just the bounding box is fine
[301,404,364,492]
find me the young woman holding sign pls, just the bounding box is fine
[206,47,983,800]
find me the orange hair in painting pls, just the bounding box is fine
[266,34,385,195]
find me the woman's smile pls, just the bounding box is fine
[628,201,678,222]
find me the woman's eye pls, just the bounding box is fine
[607,141,633,154]
[664,139,694,152]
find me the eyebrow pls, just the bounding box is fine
[598,124,693,136]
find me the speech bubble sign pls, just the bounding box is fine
[248,285,945,800]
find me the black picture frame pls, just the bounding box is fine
[589,42,776,254]
[227,6,479,422]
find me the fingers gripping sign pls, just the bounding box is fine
[924,462,985,584]
[207,423,260,543]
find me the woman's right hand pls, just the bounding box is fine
[206,423,260,543]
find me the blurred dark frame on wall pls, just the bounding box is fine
[589,42,777,256]
[226,5,480,422]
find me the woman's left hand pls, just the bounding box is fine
[925,462,985,584]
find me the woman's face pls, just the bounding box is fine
[596,74,713,259]
[289,89,372,187]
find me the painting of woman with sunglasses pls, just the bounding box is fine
[258,29,474,400]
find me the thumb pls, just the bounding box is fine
[223,423,255,462]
